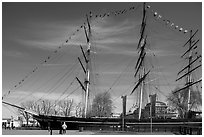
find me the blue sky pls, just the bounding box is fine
[2,2,202,118]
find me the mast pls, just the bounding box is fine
[138,2,146,120]
[130,2,149,120]
[175,29,202,118]
[187,30,193,113]
[84,14,92,118]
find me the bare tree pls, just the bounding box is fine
[166,87,202,118]
[19,100,37,126]
[91,92,113,117]
[58,99,74,116]
[41,100,53,115]
[19,98,77,119]
[51,102,60,116]
[75,102,84,117]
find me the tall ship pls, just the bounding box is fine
[2,3,202,130]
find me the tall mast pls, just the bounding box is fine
[187,30,192,113]
[130,2,148,120]
[138,2,146,120]
[84,14,92,118]
[174,29,202,118]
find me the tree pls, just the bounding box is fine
[90,92,113,117]
[75,102,84,117]
[58,99,74,116]
[19,98,76,119]
[19,99,54,124]
[166,87,202,118]
[41,100,53,115]
[19,101,35,126]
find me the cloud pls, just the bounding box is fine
[146,48,181,57]
[92,18,140,37]
[11,18,85,50]
[2,50,28,58]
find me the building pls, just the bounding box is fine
[2,116,39,129]
[144,101,178,119]
[126,101,178,119]
[2,117,22,129]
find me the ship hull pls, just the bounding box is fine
[32,114,202,130]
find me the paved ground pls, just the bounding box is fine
[2,129,176,135]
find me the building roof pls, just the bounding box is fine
[146,101,167,107]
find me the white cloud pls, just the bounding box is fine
[3,50,28,58]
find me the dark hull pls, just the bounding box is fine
[32,114,202,130]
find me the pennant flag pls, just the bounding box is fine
[89,11,92,18]
[158,15,162,19]
[179,28,183,31]
[147,5,151,8]
[184,30,188,33]
[154,12,157,16]
[166,20,170,25]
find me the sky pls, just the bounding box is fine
[2,1,202,119]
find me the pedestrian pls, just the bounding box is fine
[48,122,52,135]
[62,122,67,134]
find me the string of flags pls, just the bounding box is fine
[146,5,189,34]
[3,3,194,100]
[2,4,143,100]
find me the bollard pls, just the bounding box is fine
[189,127,192,135]
[79,127,83,132]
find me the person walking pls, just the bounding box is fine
[62,122,67,134]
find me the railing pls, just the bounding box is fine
[179,126,202,135]
[79,123,202,135]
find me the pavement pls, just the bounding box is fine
[2,129,176,135]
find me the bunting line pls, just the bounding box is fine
[3,3,196,100]
[2,4,143,100]
[145,5,189,34]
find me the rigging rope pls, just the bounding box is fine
[3,3,200,114]
[3,3,142,100]
[35,61,80,102]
